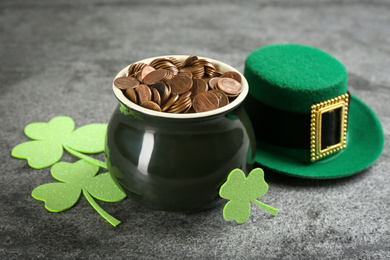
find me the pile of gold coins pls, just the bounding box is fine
[114,55,243,113]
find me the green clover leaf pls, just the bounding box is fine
[11,116,107,169]
[223,200,251,224]
[32,160,126,227]
[11,141,64,170]
[65,123,107,153]
[219,168,279,224]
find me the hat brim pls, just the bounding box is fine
[254,94,384,179]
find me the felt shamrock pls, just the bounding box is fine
[219,168,278,224]
[32,160,126,226]
[11,116,107,169]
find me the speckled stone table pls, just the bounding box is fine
[1,0,389,259]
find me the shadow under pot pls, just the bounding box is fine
[105,55,255,212]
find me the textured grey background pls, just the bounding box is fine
[1,0,389,259]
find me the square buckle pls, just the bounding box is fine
[310,93,349,162]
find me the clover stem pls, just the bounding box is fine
[64,145,107,169]
[251,200,279,216]
[82,189,121,227]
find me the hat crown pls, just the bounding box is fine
[244,44,347,113]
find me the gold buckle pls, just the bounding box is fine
[310,93,349,162]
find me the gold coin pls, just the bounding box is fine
[169,67,179,76]
[217,78,242,97]
[127,62,147,76]
[150,58,175,68]
[180,66,205,79]
[151,87,161,106]
[210,90,229,108]
[197,59,215,70]
[125,87,138,104]
[183,55,198,67]
[161,93,179,111]
[150,82,170,105]
[114,76,140,90]
[143,69,168,85]
[138,65,156,82]
[193,91,219,113]
[220,71,242,83]
[141,101,161,112]
[167,75,193,95]
[135,84,152,104]
[125,88,138,104]
[168,57,183,69]
[190,78,208,99]
[207,70,222,78]
[170,91,191,110]
[177,71,192,78]
[208,77,221,90]
[168,99,192,113]
[202,77,211,83]
[163,69,174,82]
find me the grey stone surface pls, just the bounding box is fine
[1,0,389,259]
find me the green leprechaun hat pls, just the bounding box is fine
[244,44,384,179]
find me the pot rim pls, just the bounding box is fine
[113,55,249,119]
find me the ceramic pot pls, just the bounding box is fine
[105,55,255,211]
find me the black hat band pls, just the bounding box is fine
[244,93,350,162]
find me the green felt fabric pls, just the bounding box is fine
[32,160,126,226]
[254,95,384,178]
[11,116,107,169]
[219,168,278,224]
[244,44,347,113]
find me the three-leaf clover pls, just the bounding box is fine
[32,160,126,226]
[219,168,279,224]
[11,116,107,169]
